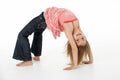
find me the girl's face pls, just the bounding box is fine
[74,32,86,46]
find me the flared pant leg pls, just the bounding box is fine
[13,18,36,61]
[31,30,43,56]
[31,12,46,57]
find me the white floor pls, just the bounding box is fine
[0,0,120,80]
[0,29,120,80]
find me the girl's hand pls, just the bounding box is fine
[82,60,93,64]
[64,66,78,70]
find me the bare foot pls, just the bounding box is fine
[16,61,33,66]
[64,66,78,70]
[33,56,40,61]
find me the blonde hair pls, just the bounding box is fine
[66,40,92,65]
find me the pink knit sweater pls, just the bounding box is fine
[44,7,77,39]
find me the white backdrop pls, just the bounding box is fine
[0,0,120,80]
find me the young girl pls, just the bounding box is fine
[13,7,93,70]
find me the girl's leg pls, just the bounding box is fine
[31,14,46,61]
[13,15,40,66]
[31,31,43,61]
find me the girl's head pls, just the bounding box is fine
[74,32,86,46]
[66,39,92,65]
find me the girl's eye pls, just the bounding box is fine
[81,38,84,40]
[76,39,79,42]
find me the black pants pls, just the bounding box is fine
[13,12,46,61]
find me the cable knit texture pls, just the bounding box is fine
[44,7,77,39]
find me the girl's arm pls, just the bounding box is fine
[88,51,93,63]
[63,23,78,70]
